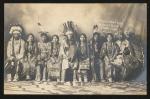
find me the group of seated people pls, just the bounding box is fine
[4,23,144,86]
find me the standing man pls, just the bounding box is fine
[59,35,70,83]
[5,25,25,81]
[59,21,78,85]
[90,25,105,82]
[65,30,78,85]
[59,31,78,86]
[100,34,119,82]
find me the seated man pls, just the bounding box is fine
[36,32,51,82]
[5,25,25,81]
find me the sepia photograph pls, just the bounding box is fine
[4,3,147,95]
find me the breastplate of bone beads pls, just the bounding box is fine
[40,43,50,58]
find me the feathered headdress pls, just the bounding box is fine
[61,21,78,35]
[37,22,49,36]
[9,24,23,35]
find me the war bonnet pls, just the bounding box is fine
[9,25,23,35]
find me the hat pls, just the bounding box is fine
[9,25,22,34]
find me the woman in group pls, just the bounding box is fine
[47,35,61,83]
[100,33,119,82]
[77,33,90,85]
[90,32,102,82]
[23,33,38,80]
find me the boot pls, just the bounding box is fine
[13,74,18,81]
[42,78,46,82]
[101,79,106,82]
[36,78,40,82]
[47,79,51,85]
[108,78,112,83]
[7,74,12,82]
[70,81,73,86]
[26,75,30,80]
[35,74,41,82]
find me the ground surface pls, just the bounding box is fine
[4,81,147,95]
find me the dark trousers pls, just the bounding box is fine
[5,60,23,81]
[91,59,100,82]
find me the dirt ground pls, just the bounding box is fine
[4,81,146,95]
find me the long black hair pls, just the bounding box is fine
[79,33,87,44]
[106,33,114,42]
[25,33,37,55]
[92,32,100,43]
[78,33,89,55]
[91,32,101,49]
[27,33,35,43]
[51,34,60,56]
[52,34,59,43]
[40,32,50,42]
